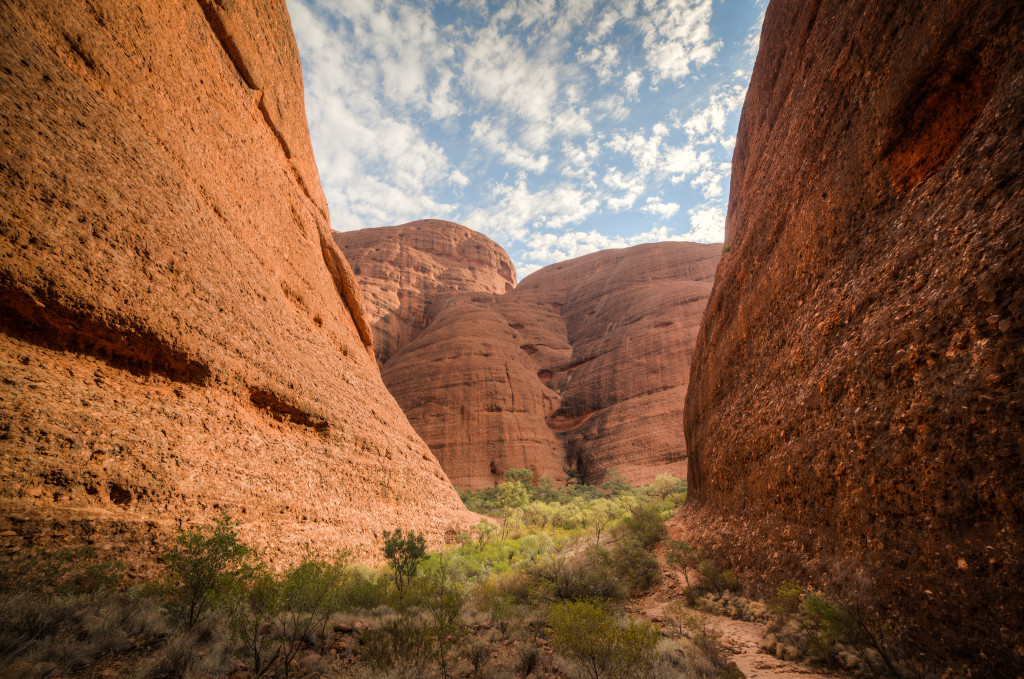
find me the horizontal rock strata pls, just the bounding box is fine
[0,0,473,568]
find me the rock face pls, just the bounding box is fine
[682,0,1023,673]
[0,0,473,567]
[333,221,516,364]
[338,223,719,489]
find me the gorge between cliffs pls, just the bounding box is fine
[1,0,1021,678]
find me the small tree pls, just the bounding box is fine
[665,540,702,588]
[277,553,348,676]
[504,468,535,487]
[382,528,427,595]
[497,481,529,540]
[549,600,659,679]
[471,520,496,550]
[599,469,631,496]
[228,568,283,677]
[163,514,251,629]
[423,558,466,679]
[650,474,686,501]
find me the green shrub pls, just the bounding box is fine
[549,600,659,679]
[227,568,282,677]
[422,560,466,679]
[0,547,125,596]
[531,548,626,602]
[515,641,541,677]
[277,553,348,672]
[359,614,433,673]
[617,504,667,548]
[161,514,252,629]
[696,560,738,594]
[382,529,427,596]
[611,538,662,594]
[338,568,390,611]
[664,541,701,588]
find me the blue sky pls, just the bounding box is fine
[287,0,765,277]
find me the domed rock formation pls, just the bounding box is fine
[338,222,719,489]
[0,0,473,567]
[682,0,1023,673]
[333,220,516,364]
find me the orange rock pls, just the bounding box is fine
[682,0,1024,673]
[0,0,473,568]
[340,222,719,488]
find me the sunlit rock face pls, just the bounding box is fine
[0,0,474,569]
[338,221,719,489]
[682,0,1024,674]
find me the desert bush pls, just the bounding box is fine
[422,559,467,679]
[162,514,252,629]
[771,582,905,678]
[227,568,282,677]
[680,610,722,660]
[696,560,738,595]
[664,540,701,588]
[382,529,427,597]
[616,504,667,548]
[277,553,348,674]
[467,638,491,674]
[515,641,541,677]
[549,600,659,679]
[531,548,626,602]
[339,568,390,611]
[359,614,433,673]
[611,538,661,593]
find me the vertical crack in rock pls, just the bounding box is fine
[320,233,374,350]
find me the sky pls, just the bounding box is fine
[287,0,765,277]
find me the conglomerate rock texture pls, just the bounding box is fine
[682,0,1024,673]
[339,223,719,489]
[333,221,516,365]
[0,0,473,568]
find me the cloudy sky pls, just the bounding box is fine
[287,0,765,277]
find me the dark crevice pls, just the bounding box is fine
[249,387,329,432]
[63,33,95,70]
[319,233,374,348]
[196,0,256,90]
[0,282,211,386]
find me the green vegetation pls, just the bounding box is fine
[382,528,427,596]
[0,471,748,678]
[766,580,906,677]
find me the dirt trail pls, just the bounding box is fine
[629,576,845,679]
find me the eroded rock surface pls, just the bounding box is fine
[340,222,719,489]
[333,221,515,365]
[0,0,473,567]
[682,0,1023,673]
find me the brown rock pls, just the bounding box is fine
[334,220,516,364]
[682,0,1023,674]
[0,0,472,567]
[341,223,719,488]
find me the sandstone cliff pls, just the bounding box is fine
[682,0,1023,673]
[0,0,473,567]
[338,223,719,489]
[333,221,516,364]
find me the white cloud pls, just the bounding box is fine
[635,0,722,83]
[577,44,620,81]
[522,223,684,263]
[623,70,643,98]
[462,177,601,243]
[472,120,551,173]
[641,196,680,219]
[683,83,747,144]
[680,204,726,242]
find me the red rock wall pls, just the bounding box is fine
[334,221,515,364]
[340,221,719,489]
[0,0,473,568]
[682,0,1023,672]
